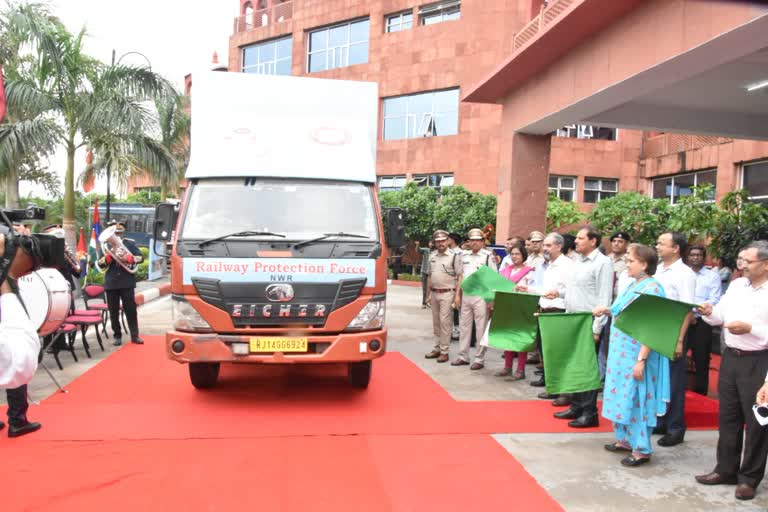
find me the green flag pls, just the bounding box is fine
[539,312,602,395]
[613,293,696,360]
[488,291,541,352]
[460,265,516,302]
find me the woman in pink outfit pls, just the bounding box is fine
[493,242,535,380]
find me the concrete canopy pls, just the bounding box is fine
[465,0,768,140]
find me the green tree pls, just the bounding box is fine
[589,191,671,245]
[126,189,163,205]
[709,190,768,267]
[152,92,189,200]
[546,192,585,232]
[379,182,439,243]
[665,184,718,242]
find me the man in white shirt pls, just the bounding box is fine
[518,233,572,393]
[653,231,696,447]
[696,241,768,501]
[687,243,722,396]
[0,227,43,438]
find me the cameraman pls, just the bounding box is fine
[0,225,42,438]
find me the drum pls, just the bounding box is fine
[17,269,72,336]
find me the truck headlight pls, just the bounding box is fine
[345,297,385,331]
[172,295,212,332]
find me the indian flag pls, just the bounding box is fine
[88,228,100,271]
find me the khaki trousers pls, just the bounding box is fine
[430,291,455,355]
[458,295,489,364]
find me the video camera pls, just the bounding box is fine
[0,205,66,285]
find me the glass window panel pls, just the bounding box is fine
[383,117,407,140]
[386,17,400,32]
[434,113,458,136]
[674,173,695,203]
[744,161,768,197]
[584,191,599,204]
[408,92,433,116]
[329,25,348,48]
[258,42,275,63]
[559,190,574,202]
[696,170,716,187]
[384,96,407,116]
[548,176,558,188]
[275,37,292,59]
[434,89,459,112]
[393,176,407,187]
[601,191,616,200]
[584,179,599,191]
[652,178,672,200]
[350,19,369,43]
[243,47,259,68]
[422,13,441,25]
[602,179,618,192]
[560,177,575,189]
[445,8,461,20]
[308,52,326,73]
[275,59,291,76]
[309,30,327,52]
[441,175,454,186]
[403,13,413,24]
[348,42,368,66]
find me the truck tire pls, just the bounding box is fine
[347,361,372,389]
[189,362,220,389]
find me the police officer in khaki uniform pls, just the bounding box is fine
[453,228,498,370]
[425,230,462,363]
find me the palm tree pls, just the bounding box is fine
[153,92,190,199]
[0,2,63,207]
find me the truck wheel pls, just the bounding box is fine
[189,362,220,389]
[347,361,372,389]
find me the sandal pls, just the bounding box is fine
[494,368,513,377]
[621,454,651,467]
[505,371,526,382]
[604,443,631,453]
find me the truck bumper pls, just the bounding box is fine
[165,329,387,364]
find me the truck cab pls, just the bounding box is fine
[153,72,404,389]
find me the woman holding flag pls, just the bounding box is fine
[593,243,670,467]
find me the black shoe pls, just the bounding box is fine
[568,415,599,428]
[554,408,581,420]
[131,337,144,345]
[658,433,684,447]
[538,392,559,400]
[0,420,4,431]
[530,377,546,387]
[652,426,666,436]
[112,336,123,347]
[534,369,544,376]
[8,421,41,438]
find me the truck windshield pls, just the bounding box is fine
[180,178,379,241]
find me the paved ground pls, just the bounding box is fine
[6,282,767,510]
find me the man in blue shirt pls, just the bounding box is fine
[687,244,722,396]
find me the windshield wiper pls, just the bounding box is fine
[293,232,371,250]
[198,230,286,247]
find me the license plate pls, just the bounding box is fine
[249,337,308,353]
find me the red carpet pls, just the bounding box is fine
[0,336,719,510]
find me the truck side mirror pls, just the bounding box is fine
[153,203,177,242]
[384,208,406,248]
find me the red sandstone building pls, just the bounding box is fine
[129,0,768,240]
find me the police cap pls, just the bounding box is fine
[432,230,449,241]
[611,232,631,242]
[468,228,484,240]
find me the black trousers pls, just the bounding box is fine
[715,348,768,487]
[6,384,28,426]
[657,353,688,436]
[421,273,429,305]
[687,320,713,395]
[106,287,139,340]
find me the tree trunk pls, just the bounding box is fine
[4,165,19,208]
[63,136,77,251]
[160,182,168,201]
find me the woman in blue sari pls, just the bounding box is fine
[593,243,670,467]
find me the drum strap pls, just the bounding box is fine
[0,237,18,291]
[7,278,31,320]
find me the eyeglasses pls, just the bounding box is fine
[736,258,768,266]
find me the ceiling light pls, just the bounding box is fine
[746,80,768,92]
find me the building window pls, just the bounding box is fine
[307,18,369,73]
[383,88,459,140]
[651,169,717,204]
[242,36,292,75]
[742,160,768,201]
[413,173,454,189]
[386,10,413,32]
[419,1,461,25]
[555,124,618,141]
[583,178,618,203]
[378,175,407,192]
[549,175,577,202]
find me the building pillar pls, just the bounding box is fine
[715,141,737,202]
[496,131,550,243]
